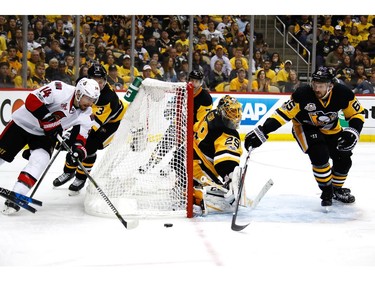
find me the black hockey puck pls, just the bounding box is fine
[164,223,173,228]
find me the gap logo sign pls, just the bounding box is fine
[212,95,279,126]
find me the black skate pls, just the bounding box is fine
[53,172,75,187]
[2,199,21,215]
[320,186,333,208]
[333,187,355,203]
[68,178,86,196]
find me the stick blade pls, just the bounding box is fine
[125,219,139,230]
[231,221,250,231]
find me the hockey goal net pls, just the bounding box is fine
[84,78,194,218]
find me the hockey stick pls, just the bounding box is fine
[30,145,63,198]
[0,187,42,206]
[240,179,274,208]
[231,148,253,231]
[57,135,138,230]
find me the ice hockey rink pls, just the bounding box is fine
[1,141,374,280]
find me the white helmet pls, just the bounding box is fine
[75,78,100,104]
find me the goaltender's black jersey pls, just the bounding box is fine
[193,109,242,181]
[268,83,365,135]
[91,83,127,131]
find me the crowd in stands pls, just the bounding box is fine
[0,15,375,94]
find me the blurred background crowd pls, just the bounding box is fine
[1,15,375,94]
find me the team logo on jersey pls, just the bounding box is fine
[61,103,68,110]
[304,103,316,111]
[309,111,338,126]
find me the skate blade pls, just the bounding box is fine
[322,206,331,213]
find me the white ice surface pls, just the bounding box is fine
[0,142,374,280]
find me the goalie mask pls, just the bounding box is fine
[75,78,100,105]
[311,66,335,100]
[217,95,242,130]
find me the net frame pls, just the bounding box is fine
[84,78,194,219]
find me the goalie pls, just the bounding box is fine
[193,95,243,216]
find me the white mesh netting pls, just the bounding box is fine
[84,78,189,218]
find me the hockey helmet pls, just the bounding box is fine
[189,70,204,81]
[217,95,242,130]
[75,78,100,104]
[88,63,107,80]
[311,66,335,83]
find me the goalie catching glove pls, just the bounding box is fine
[337,127,359,151]
[68,144,87,165]
[244,125,268,151]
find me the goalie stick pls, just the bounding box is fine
[231,147,274,231]
[57,135,139,230]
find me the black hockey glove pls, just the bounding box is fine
[244,125,268,151]
[39,112,64,138]
[337,127,359,152]
[68,144,87,165]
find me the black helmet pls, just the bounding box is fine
[88,63,107,79]
[312,66,335,83]
[189,70,204,80]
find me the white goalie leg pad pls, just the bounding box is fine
[204,186,235,214]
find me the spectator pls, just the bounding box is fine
[325,44,345,69]
[112,27,129,50]
[236,15,249,33]
[355,16,373,39]
[356,33,375,59]
[339,16,354,36]
[335,54,355,88]
[107,64,125,90]
[14,66,34,88]
[137,64,150,80]
[216,15,231,36]
[316,31,336,68]
[347,25,362,48]
[118,54,140,85]
[5,45,22,75]
[276,59,293,88]
[254,59,277,85]
[192,51,210,79]
[210,45,231,77]
[201,21,225,44]
[208,59,228,91]
[252,69,270,92]
[270,52,283,73]
[31,61,49,87]
[361,54,373,78]
[229,68,248,92]
[144,18,162,41]
[159,55,177,82]
[283,69,301,93]
[45,57,59,81]
[45,39,65,63]
[175,30,189,51]
[290,15,313,47]
[321,16,334,35]
[134,38,150,70]
[229,58,247,81]
[91,22,112,46]
[232,32,249,55]
[330,25,344,48]
[78,64,89,78]
[149,59,163,80]
[229,47,249,71]
[52,60,73,85]
[341,36,355,56]
[81,43,98,66]
[0,61,14,88]
[349,64,368,90]
[165,18,181,42]
[157,30,173,56]
[49,18,72,52]
[253,49,264,72]
[80,23,93,46]
[144,36,160,59]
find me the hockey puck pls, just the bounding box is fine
[164,223,173,228]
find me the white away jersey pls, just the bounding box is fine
[12,81,94,138]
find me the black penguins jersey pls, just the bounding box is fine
[265,83,365,135]
[91,83,128,131]
[193,87,213,132]
[194,109,242,180]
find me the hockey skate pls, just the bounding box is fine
[2,199,20,215]
[333,187,355,203]
[68,178,86,196]
[320,186,333,207]
[193,187,207,216]
[53,172,75,187]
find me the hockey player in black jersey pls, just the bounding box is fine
[193,95,243,215]
[53,63,128,195]
[245,66,365,207]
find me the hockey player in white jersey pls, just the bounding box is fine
[0,78,100,215]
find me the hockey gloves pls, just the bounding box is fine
[337,127,359,151]
[55,130,72,151]
[68,144,87,165]
[244,125,268,151]
[39,112,64,138]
